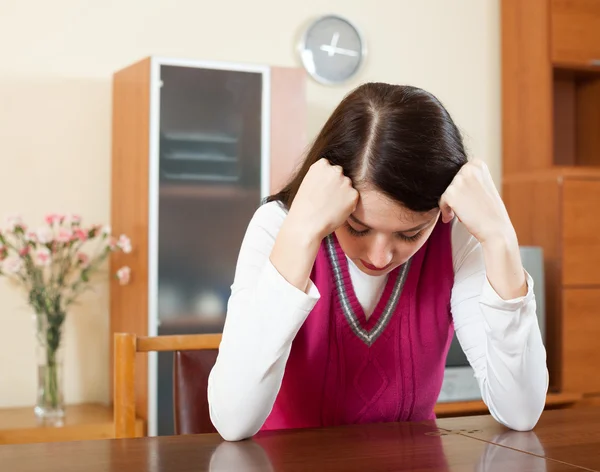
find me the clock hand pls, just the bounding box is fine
[321,32,340,57]
[319,44,359,57]
[330,46,358,57]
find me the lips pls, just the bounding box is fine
[360,259,392,272]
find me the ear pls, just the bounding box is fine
[438,197,455,224]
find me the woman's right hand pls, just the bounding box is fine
[288,158,359,240]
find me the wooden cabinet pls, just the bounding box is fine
[503,0,600,400]
[109,57,306,436]
[551,0,600,66]
[504,170,600,395]
[562,180,600,286]
[563,289,600,393]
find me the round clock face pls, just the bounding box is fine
[299,15,366,85]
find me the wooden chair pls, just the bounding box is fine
[113,332,222,438]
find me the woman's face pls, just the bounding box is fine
[334,188,440,276]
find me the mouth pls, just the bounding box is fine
[360,259,393,272]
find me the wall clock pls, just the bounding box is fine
[298,14,366,85]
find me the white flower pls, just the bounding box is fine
[117,235,132,254]
[35,247,51,266]
[5,214,23,232]
[2,255,23,273]
[65,214,82,226]
[36,227,54,244]
[102,225,111,237]
[116,266,131,285]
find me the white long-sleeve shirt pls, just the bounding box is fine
[208,201,549,441]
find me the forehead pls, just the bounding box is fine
[354,189,435,231]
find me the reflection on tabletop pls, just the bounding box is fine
[208,422,549,472]
[476,431,547,472]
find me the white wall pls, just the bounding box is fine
[0,0,500,407]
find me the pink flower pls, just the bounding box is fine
[19,246,30,257]
[3,255,23,273]
[35,247,51,266]
[0,245,7,261]
[116,266,131,285]
[117,235,132,254]
[25,231,37,243]
[44,213,64,226]
[108,236,118,251]
[56,227,73,243]
[74,229,87,242]
[36,227,54,244]
[77,252,89,267]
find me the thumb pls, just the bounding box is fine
[439,196,455,224]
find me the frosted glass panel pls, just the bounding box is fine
[156,64,263,435]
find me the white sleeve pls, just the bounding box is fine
[450,219,549,431]
[207,201,320,441]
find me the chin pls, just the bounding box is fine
[355,260,401,276]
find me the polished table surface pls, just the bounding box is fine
[437,406,600,471]
[1,408,599,471]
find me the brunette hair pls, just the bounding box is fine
[266,83,467,212]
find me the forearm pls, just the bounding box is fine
[481,229,527,300]
[478,278,549,431]
[270,215,322,293]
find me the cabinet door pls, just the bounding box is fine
[562,289,600,393]
[551,0,600,65]
[562,179,600,286]
[156,63,265,435]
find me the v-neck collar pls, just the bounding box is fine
[325,234,411,346]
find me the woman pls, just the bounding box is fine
[207,83,548,441]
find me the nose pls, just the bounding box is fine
[367,237,393,268]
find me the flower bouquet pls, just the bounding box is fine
[0,213,131,423]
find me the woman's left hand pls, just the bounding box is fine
[439,159,527,299]
[439,159,515,245]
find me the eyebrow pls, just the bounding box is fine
[349,214,433,233]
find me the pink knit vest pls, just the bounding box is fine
[261,219,455,431]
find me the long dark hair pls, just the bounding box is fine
[267,83,467,212]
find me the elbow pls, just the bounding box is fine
[213,421,254,442]
[501,411,542,432]
[209,402,256,442]
[207,383,258,442]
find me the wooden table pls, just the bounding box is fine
[1,408,599,471]
[437,406,600,471]
[0,403,143,445]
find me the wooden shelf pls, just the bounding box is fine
[160,183,260,200]
[434,392,582,418]
[554,61,600,77]
[0,403,144,445]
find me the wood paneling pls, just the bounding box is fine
[270,67,307,194]
[503,175,563,389]
[110,57,151,422]
[562,289,600,393]
[576,78,600,165]
[501,0,553,174]
[551,0,600,66]
[562,179,600,286]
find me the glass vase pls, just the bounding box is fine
[33,313,65,425]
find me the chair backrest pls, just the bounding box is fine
[113,332,221,438]
[173,350,219,435]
